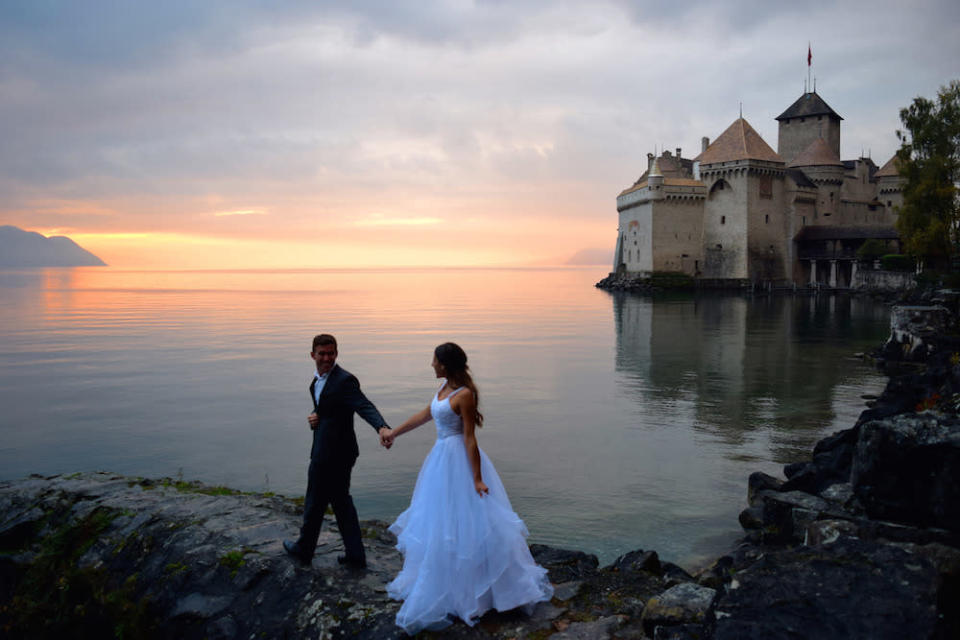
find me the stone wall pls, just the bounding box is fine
[852,268,916,291]
[652,198,703,275]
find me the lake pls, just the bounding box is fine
[0,266,891,566]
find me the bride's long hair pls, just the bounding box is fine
[435,342,484,427]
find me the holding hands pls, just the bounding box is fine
[379,427,395,449]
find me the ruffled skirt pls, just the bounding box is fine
[387,434,554,634]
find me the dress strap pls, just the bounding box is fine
[438,383,464,401]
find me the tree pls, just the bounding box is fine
[894,80,960,269]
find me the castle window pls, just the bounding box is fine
[802,216,806,225]
[759,175,773,199]
[721,216,726,225]
[817,115,822,121]
[887,201,892,208]
[710,179,729,197]
[765,214,769,224]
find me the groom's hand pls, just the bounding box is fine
[307,413,319,430]
[379,427,394,449]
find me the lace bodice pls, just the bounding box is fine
[430,386,464,439]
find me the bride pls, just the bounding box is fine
[380,342,554,634]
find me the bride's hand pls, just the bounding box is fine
[474,479,489,496]
[379,427,394,449]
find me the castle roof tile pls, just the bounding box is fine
[776,91,843,121]
[788,137,844,168]
[694,118,782,165]
[875,154,901,178]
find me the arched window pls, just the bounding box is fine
[710,179,728,194]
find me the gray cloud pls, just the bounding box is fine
[1,0,958,235]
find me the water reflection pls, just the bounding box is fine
[612,292,890,463]
[0,267,891,565]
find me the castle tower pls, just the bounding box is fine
[776,92,842,166]
[695,118,787,281]
[788,138,845,223]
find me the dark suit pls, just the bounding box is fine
[296,363,387,562]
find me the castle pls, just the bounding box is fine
[612,90,904,287]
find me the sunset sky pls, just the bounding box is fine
[1,1,958,269]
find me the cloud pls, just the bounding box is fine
[213,209,268,217]
[354,215,444,227]
[1,1,958,266]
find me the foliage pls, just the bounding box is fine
[894,80,960,269]
[881,254,915,272]
[219,548,257,577]
[856,238,887,261]
[0,507,158,639]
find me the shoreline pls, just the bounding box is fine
[2,301,958,638]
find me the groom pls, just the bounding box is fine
[284,334,391,569]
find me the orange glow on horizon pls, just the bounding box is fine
[53,213,612,269]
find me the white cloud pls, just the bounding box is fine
[1,0,958,248]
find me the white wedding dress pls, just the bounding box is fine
[387,386,554,634]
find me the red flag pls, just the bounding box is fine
[807,44,812,66]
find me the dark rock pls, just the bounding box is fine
[746,472,782,506]
[529,544,599,583]
[780,429,857,495]
[0,472,611,640]
[858,518,960,547]
[737,506,763,530]
[694,555,733,590]
[660,562,695,588]
[851,413,960,532]
[550,615,622,639]
[709,537,940,640]
[611,549,662,575]
[804,519,860,546]
[654,623,708,639]
[812,427,859,456]
[759,490,830,544]
[782,461,807,479]
[885,305,953,361]
[0,506,45,551]
[818,482,854,506]
[640,582,715,636]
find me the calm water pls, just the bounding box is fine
[0,267,890,566]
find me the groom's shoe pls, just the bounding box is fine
[283,540,311,566]
[337,554,367,570]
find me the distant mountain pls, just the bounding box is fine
[565,248,611,266]
[0,225,106,267]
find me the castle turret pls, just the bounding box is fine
[648,155,664,197]
[776,92,842,166]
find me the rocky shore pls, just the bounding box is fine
[2,304,959,639]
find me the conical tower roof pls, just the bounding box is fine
[649,156,663,177]
[776,91,843,121]
[875,154,900,178]
[788,137,844,168]
[694,118,782,165]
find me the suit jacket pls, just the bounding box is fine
[309,364,386,465]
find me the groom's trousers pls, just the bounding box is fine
[298,457,365,562]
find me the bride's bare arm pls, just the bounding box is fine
[457,392,488,496]
[387,406,432,439]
